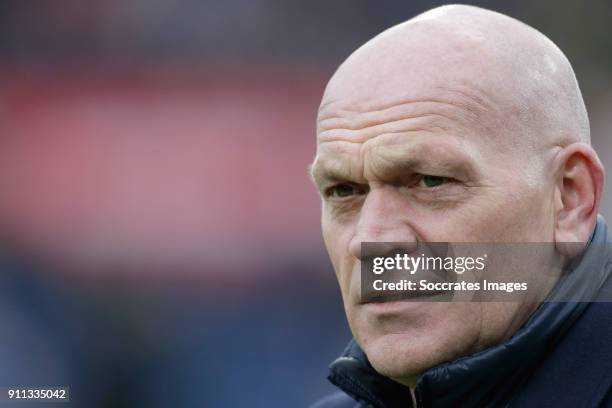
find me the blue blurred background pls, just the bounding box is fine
[0,1,611,407]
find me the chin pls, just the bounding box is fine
[360,332,449,380]
[352,305,483,382]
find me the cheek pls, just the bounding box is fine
[322,216,352,279]
[470,187,552,240]
[479,302,527,345]
[322,214,361,308]
[321,216,339,266]
[420,187,551,242]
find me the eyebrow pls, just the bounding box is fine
[309,158,358,191]
[309,142,478,189]
[373,152,475,181]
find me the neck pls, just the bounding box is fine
[392,375,419,389]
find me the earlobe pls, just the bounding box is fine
[554,143,604,253]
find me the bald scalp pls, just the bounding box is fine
[318,4,589,153]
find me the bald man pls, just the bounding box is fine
[310,5,612,408]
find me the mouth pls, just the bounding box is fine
[359,286,454,304]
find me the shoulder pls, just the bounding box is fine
[511,301,612,407]
[310,392,365,408]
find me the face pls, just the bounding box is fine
[311,81,558,384]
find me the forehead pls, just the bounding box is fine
[319,88,486,139]
[316,22,509,148]
[311,37,528,184]
[312,133,479,185]
[311,84,508,185]
[315,84,497,159]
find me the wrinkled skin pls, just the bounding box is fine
[310,5,604,387]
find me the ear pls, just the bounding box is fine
[554,143,605,253]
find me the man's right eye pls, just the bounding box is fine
[325,184,364,198]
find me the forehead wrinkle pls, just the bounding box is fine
[312,141,367,186]
[318,102,460,134]
[318,114,447,144]
[319,83,492,118]
[364,139,477,182]
[317,86,495,145]
[434,84,498,121]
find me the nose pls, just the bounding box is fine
[348,186,419,260]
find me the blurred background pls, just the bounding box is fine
[0,1,610,407]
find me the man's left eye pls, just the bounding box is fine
[420,175,448,188]
[327,183,362,198]
[331,184,356,197]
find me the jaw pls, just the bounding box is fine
[348,302,485,379]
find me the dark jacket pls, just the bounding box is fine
[313,217,612,408]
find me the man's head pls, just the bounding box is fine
[310,5,604,387]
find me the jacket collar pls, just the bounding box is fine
[328,217,612,408]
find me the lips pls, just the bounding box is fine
[360,281,454,304]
